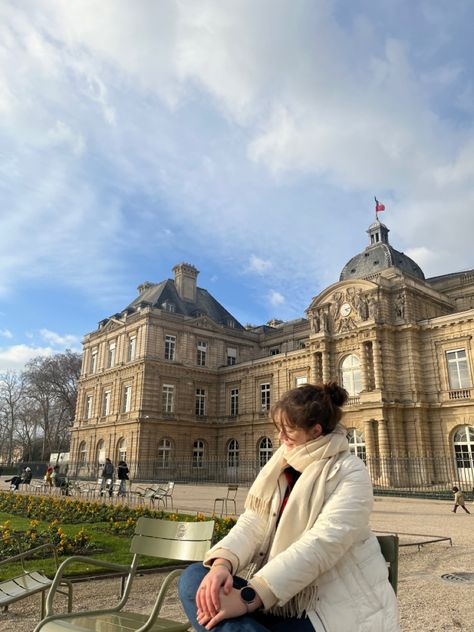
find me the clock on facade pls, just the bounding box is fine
[340,302,352,317]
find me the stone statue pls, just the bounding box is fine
[395,293,405,319]
[368,296,379,320]
[311,311,321,333]
[356,290,369,321]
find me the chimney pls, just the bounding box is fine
[173,263,199,302]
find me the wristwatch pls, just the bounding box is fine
[240,586,257,611]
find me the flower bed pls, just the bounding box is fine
[0,492,236,559]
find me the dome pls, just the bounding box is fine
[340,220,425,281]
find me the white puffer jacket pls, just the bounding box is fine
[206,451,400,631]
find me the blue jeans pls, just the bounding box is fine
[178,563,314,631]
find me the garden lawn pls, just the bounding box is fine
[0,511,175,580]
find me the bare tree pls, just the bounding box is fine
[23,350,82,460]
[0,371,25,464]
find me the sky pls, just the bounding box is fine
[0,0,473,371]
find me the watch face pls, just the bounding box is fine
[240,586,257,604]
[340,302,352,317]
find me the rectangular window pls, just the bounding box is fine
[197,341,207,366]
[107,341,116,368]
[446,349,470,389]
[195,388,206,416]
[127,335,136,362]
[230,388,239,416]
[162,384,175,414]
[164,335,176,361]
[296,376,308,387]
[102,390,111,416]
[122,385,132,413]
[269,347,280,356]
[90,349,98,374]
[227,347,237,366]
[85,394,93,420]
[260,383,271,411]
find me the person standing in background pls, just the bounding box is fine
[117,460,129,496]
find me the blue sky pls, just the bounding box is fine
[1,0,474,371]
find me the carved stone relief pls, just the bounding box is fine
[309,287,380,334]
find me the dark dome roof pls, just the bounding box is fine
[340,219,425,281]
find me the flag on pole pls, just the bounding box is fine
[374,197,385,212]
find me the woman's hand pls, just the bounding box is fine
[197,587,248,630]
[196,560,233,621]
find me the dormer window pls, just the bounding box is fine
[162,301,175,313]
[226,319,235,328]
[270,347,280,356]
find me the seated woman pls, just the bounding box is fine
[179,383,400,631]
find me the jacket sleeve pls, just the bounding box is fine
[204,509,268,574]
[249,458,373,608]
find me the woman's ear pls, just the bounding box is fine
[313,424,323,438]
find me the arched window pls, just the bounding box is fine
[158,438,173,468]
[193,440,205,469]
[453,425,474,483]
[78,441,87,466]
[96,439,105,467]
[347,428,366,463]
[340,354,362,396]
[117,438,127,463]
[227,439,239,468]
[258,437,273,467]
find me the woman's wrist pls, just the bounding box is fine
[211,558,232,573]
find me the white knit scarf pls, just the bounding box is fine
[245,425,349,617]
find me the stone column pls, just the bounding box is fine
[372,338,383,390]
[312,352,323,384]
[359,342,368,392]
[377,419,391,487]
[322,350,331,383]
[364,419,376,482]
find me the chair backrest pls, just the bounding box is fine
[227,485,238,498]
[166,481,175,494]
[376,534,399,594]
[130,517,215,562]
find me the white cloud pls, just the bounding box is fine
[0,344,55,372]
[47,121,85,156]
[247,255,273,275]
[0,329,13,338]
[0,0,472,312]
[39,329,80,348]
[268,290,285,307]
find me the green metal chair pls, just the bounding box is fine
[34,517,215,632]
[376,534,399,594]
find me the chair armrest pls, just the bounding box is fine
[46,555,131,615]
[0,542,59,570]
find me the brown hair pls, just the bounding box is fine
[271,382,348,435]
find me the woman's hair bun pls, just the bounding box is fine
[324,382,348,407]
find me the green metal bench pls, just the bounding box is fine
[0,541,72,618]
[376,534,399,594]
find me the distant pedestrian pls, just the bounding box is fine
[44,465,53,488]
[452,486,470,514]
[117,460,129,496]
[101,458,114,496]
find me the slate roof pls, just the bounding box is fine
[340,219,425,281]
[126,279,245,330]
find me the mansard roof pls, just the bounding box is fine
[126,278,244,330]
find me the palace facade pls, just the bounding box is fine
[70,219,474,486]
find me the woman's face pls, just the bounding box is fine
[275,411,322,449]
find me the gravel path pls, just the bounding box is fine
[1,496,473,631]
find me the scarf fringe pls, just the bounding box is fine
[268,582,319,618]
[246,493,272,518]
